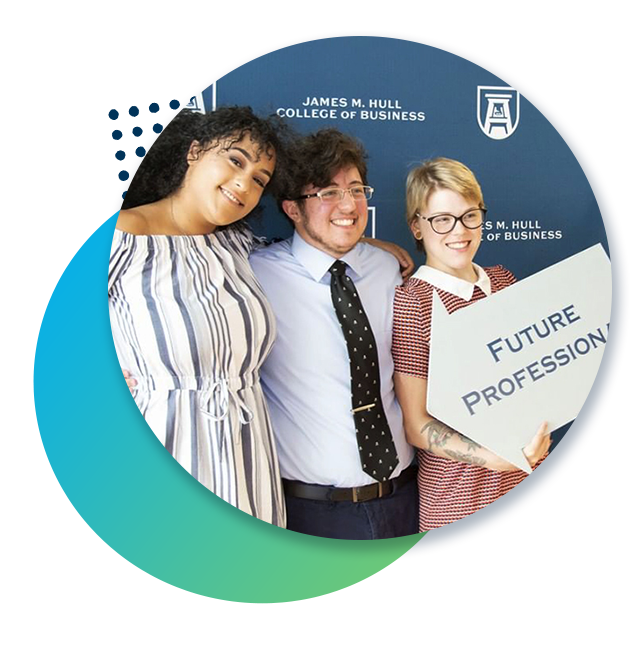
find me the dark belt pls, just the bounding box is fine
[282,463,417,503]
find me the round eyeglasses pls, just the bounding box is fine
[417,207,486,234]
[294,185,374,204]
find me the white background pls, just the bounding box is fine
[7,6,629,649]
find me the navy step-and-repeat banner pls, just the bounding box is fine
[112,34,608,541]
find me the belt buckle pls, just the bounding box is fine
[351,481,384,503]
[352,485,371,503]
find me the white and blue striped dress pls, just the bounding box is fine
[108,224,286,527]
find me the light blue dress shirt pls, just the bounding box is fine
[250,232,415,487]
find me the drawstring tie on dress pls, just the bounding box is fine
[200,378,253,445]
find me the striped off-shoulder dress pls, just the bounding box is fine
[392,266,563,541]
[108,224,286,527]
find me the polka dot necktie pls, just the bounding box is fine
[329,260,399,482]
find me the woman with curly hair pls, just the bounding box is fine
[109,106,296,527]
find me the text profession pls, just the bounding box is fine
[461,304,608,415]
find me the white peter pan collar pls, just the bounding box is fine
[411,263,492,301]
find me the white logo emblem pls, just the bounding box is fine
[162,72,217,114]
[477,86,520,140]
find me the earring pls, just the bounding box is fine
[414,232,422,240]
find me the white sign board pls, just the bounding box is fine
[427,245,611,473]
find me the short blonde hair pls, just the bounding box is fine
[406,158,484,251]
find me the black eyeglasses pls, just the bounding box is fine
[294,185,374,204]
[417,208,487,234]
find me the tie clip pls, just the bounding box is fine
[352,402,376,413]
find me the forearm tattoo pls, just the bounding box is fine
[444,449,488,466]
[420,420,487,466]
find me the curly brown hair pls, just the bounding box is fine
[281,128,368,204]
[122,106,298,213]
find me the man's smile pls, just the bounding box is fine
[331,218,357,227]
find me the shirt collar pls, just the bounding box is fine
[291,231,364,283]
[411,263,491,300]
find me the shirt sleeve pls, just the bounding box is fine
[108,229,131,295]
[234,223,275,256]
[504,266,517,286]
[392,284,430,379]
[488,265,518,290]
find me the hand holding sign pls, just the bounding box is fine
[523,421,551,467]
[427,245,611,473]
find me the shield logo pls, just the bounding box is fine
[162,72,217,114]
[477,86,520,140]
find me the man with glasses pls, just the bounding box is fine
[250,129,418,539]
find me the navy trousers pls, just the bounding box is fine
[285,477,419,540]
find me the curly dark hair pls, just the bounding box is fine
[281,128,369,204]
[122,105,297,211]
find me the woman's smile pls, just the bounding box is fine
[415,188,482,280]
[445,240,471,250]
[220,186,245,207]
